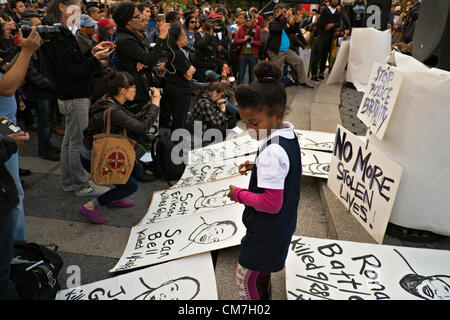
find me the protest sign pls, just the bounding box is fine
[301,149,332,179]
[286,236,450,300]
[357,63,403,140]
[110,207,246,273]
[57,253,217,300]
[295,130,336,153]
[327,125,402,243]
[138,174,249,225]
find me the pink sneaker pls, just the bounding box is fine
[106,200,135,209]
[79,205,107,224]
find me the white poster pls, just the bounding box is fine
[57,253,218,300]
[369,52,450,236]
[346,28,391,92]
[171,155,254,189]
[187,135,260,165]
[327,40,350,85]
[110,207,246,273]
[302,149,332,179]
[286,236,450,300]
[298,48,311,80]
[327,125,403,244]
[295,130,336,152]
[138,174,249,225]
[357,63,403,140]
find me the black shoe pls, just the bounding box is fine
[137,169,156,182]
[19,168,31,176]
[311,75,320,83]
[318,73,325,80]
[298,82,314,89]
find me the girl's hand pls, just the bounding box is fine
[227,185,238,200]
[238,161,253,175]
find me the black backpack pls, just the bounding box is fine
[150,130,186,183]
[10,242,63,300]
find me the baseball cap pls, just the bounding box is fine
[80,14,96,27]
[205,70,221,82]
[97,18,115,29]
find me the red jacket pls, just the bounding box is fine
[233,24,262,59]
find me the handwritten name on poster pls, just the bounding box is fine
[138,174,249,225]
[111,207,246,273]
[357,63,403,139]
[286,236,450,300]
[57,253,217,300]
[327,125,402,243]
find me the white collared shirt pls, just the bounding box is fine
[255,122,298,190]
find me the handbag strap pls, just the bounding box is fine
[103,107,127,136]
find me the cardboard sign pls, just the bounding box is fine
[295,130,336,153]
[110,207,246,273]
[171,155,254,189]
[357,63,403,140]
[138,174,250,225]
[57,253,218,300]
[286,236,450,300]
[327,125,403,243]
[301,149,332,179]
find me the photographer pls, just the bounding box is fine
[310,0,341,82]
[40,0,113,197]
[0,26,39,299]
[233,12,261,84]
[266,3,313,88]
[193,16,218,82]
[211,10,231,64]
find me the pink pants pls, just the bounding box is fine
[235,263,270,300]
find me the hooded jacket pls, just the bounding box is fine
[82,95,159,152]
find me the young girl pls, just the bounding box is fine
[227,62,302,300]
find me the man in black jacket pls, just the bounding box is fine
[310,0,341,82]
[40,0,113,197]
[266,4,313,88]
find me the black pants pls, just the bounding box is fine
[160,92,192,131]
[310,35,332,77]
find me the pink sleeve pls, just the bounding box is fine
[233,187,284,214]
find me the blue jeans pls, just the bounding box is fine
[80,155,143,207]
[4,152,26,244]
[36,96,56,156]
[238,54,257,84]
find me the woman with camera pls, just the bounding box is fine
[79,71,160,224]
[159,23,195,131]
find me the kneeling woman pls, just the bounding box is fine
[80,71,160,223]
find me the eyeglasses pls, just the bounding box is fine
[190,20,198,24]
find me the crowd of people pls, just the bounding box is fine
[0,0,420,300]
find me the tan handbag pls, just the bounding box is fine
[90,107,136,185]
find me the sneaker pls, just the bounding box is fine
[75,183,111,197]
[79,205,107,224]
[106,200,135,209]
[311,75,320,83]
[318,73,325,80]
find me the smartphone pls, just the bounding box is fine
[228,76,235,82]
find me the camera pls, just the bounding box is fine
[150,87,163,95]
[0,118,21,137]
[20,22,63,40]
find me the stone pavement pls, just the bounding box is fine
[15,75,450,300]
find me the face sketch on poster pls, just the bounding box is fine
[394,249,450,300]
[56,253,218,300]
[301,149,332,179]
[111,208,246,273]
[140,174,249,225]
[285,236,450,301]
[294,130,336,152]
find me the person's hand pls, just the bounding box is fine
[325,23,335,31]
[18,28,41,54]
[94,48,112,61]
[186,65,196,77]
[18,100,26,111]
[238,161,253,175]
[159,22,170,39]
[227,185,238,200]
[243,35,250,42]
[156,62,166,74]
[8,131,30,149]
[149,87,161,106]
[217,98,227,112]
[136,62,147,72]
[92,41,115,54]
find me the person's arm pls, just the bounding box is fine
[233,27,246,45]
[251,27,262,47]
[0,29,41,97]
[268,19,284,33]
[233,187,284,214]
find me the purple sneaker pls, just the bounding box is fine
[79,206,107,224]
[106,200,135,209]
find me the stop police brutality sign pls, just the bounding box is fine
[327,125,403,244]
[357,63,403,140]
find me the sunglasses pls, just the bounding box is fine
[190,20,198,24]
